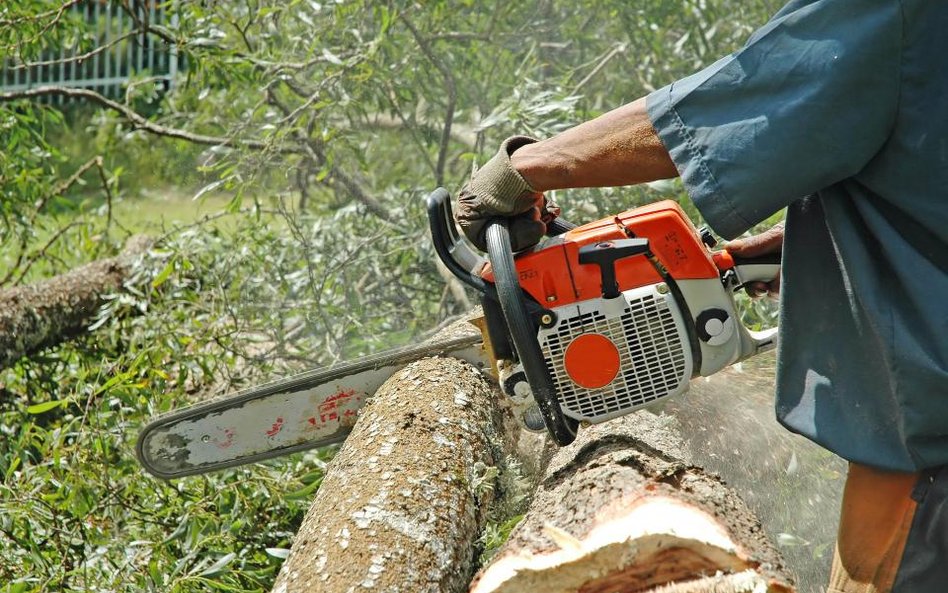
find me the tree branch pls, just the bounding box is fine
[266,86,393,222]
[8,31,140,71]
[401,15,457,188]
[1,0,82,52]
[0,86,283,151]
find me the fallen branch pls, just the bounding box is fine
[0,235,152,369]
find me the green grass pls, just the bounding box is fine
[112,190,235,232]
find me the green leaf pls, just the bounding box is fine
[94,371,132,396]
[26,400,65,414]
[265,547,290,559]
[284,476,323,500]
[199,552,236,577]
[152,258,176,289]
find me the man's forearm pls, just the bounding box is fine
[510,97,679,191]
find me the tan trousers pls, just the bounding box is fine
[828,462,920,593]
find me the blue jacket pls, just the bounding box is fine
[648,0,948,471]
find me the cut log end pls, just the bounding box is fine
[472,496,788,593]
[471,412,795,593]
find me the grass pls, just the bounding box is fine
[112,189,235,232]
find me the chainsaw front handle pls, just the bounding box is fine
[484,218,579,446]
[427,187,490,293]
[426,187,579,446]
[426,187,576,295]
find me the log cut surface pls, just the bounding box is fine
[472,411,794,593]
[271,355,510,593]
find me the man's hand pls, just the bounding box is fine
[455,136,556,252]
[725,222,784,298]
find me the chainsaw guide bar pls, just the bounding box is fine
[136,333,487,479]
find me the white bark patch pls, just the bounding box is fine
[359,553,387,588]
[352,504,382,529]
[379,437,397,456]
[337,527,350,550]
[454,388,471,407]
[314,553,327,574]
[432,432,453,447]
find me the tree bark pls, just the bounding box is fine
[0,235,151,369]
[470,411,796,593]
[270,354,516,593]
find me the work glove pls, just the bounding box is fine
[455,136,557,252]
[725,222,784,298]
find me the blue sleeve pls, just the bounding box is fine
[646,0,902,239]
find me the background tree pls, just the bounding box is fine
[0,2,840,593]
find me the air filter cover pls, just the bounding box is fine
[538,284,693,423]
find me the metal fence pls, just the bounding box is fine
[1,1,180,101]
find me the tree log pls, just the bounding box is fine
[471,411,795,593]
[0,235,152,369]
[271,354,516,593]
[660,358,846,591]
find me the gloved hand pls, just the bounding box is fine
[725,222,784,298]
[455,136,557,251]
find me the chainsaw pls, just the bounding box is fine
[136,188,779,478]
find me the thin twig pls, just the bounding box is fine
[9,31,139,70]
[570,43,627,95]
[0,86,282,151]
[153,207,283,246]
[0,1,78,26]
[12,221,81,286]
[267,85,393,222]
[1,0,82,52]
[0,157,102,287]
[400,15,456,188]
[383,94,437,176]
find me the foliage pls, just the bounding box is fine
[476,514,524,567]
[1,1,783,591]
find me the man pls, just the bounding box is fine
[456,1,948,591]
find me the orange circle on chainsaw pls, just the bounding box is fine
[564,333,621,389]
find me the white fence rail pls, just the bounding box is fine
[1,1,180,101]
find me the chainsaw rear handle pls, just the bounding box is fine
[730,252,782,293]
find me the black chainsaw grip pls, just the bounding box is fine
[485,219,578,446]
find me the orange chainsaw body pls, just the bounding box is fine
[480,200,721,307]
